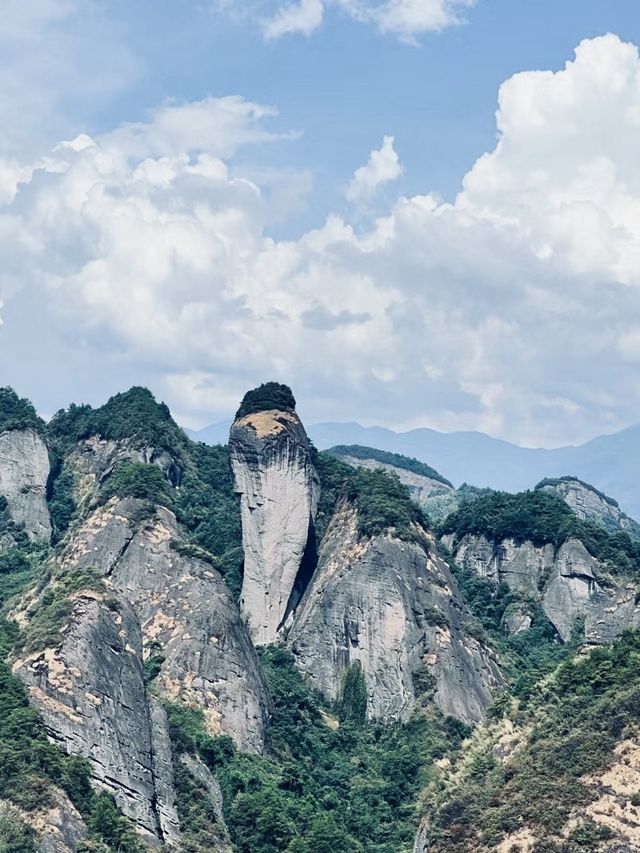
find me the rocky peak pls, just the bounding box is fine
[229,384,320,645]
[536,476,640,538]
[0,428,51,544]
[287,496,503,724]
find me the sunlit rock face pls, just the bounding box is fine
[229,408,319,645]
[0,428,51,543]
[537,476,640,538]
[287,499,504,725]
[449,533,640,643]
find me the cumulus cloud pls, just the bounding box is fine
[4,34,640,446]
[346,136,403,203]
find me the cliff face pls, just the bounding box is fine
[229,409,320,645]
[537,477,640,538]
[13,495,271,846]
[448,533,640,642]
[0,428,51,542]
[333,453,454,505]
[287,500,503,724]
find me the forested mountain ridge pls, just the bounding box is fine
[0,384,639,852]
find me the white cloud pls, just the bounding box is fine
[346,135,402,203]
[264,0,324,38]
[5,34,640,446]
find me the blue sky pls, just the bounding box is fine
[3,1,640,446]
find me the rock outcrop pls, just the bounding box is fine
[448,533,640,643]
[0,428,51,542]
[229,408,320,645]
[332,452,454,505]
[537,476,640,538]
[0,789,88,853]
[14,495,272,845]
[287,499,503,724]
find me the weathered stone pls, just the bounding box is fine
[538,477,640,538]
[287,500,503,724]
[229,408,320,645]
[61,497,271,753]
[0,789,88,853]
[448,534,640,643]
[13,591,161,845]
[0,428,51,542]
[335,453,454,504]
[180,754,233,852]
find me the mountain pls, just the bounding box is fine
[1,383,639,852]
[191,418,640,520]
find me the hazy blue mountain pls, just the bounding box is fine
[188,418,640,519]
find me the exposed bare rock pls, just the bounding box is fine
[148,698,181,847]
[229,408,320,645]
[287,500,503,724]
[65,435,181,513]
[0,789,88,853]
[0,428,51,542]
[335,453,454,504]
[448,534,640,643]
[13,590,161,845]
[61,497,271,753]
[180,754,234,852]
[537,476,640,538]
[501,603,532,635]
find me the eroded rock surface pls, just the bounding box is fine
[287,500,503,724]
[0,789,88,853]
[0,428,51,542]
[537,476,640,538]
[449,533,640,642]
[335,453,454,505]
[229,409,320,645]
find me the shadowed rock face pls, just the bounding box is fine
[0,428,51,542]
[449,534,640,643]
[537,477,640,538]
[229,409,320,645]
[287,500,503,724]
[14,496,271,846]
[61,497,271,754]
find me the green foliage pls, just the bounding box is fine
[347,468,426,538]
[235,383,296,419]
[424,630,640,851]
[312,451,353,544]
[329,445,452,487]
[337,662,367,723]
[0,388,44,435]
[87,794,146,852]
[19,569,105,654]
[174,443,243,597]
[0,809,37,852]
[47,387,188,458]
[168,645,469,853]
[143,642,166,686]
[442,489,640,579]
[100,462,173,508]
[47,461,77,544]
[536,476,620,508]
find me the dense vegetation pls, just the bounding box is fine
[235,383,296,419]
[423,630,640,853]
[167,646,470,853]
[441,489,640,579]
[329,445,453,487]
[0,388,44,435]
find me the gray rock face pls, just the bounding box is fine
[229,409,320,645]
[0,789,88,853]
[336,454,454,504]
[61,497,271,753]
[13,591,162,845]
[537,477,640,538]
[0,429,51,542]
[65,435,181,513]
[287,500,503,724]
[180,754,234,852]
[450,534,640,643]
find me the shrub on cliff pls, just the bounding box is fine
[235,383,296,419]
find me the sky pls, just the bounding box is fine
[3,1,640,447]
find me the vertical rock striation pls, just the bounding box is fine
[0,428,51,542]
[229,407,320,645]
[287,499,503,724]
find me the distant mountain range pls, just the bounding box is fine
[187,419,640,520]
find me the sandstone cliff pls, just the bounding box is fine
[287,499,503,724]
[447,533,640,642]
[0,428,51,542]
[229,408,319,645]
[537,476,640,538]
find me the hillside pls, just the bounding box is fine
[0,383,639,852]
